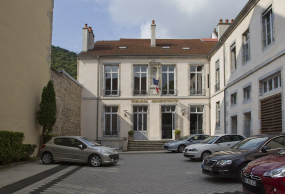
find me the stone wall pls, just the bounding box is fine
[51,68,82,136]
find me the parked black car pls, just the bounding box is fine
[201,134,285,182]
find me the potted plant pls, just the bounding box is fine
[174,129,181,140]
[128,130,134,141]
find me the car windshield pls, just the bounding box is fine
[80,137,101,147]
[178,135,192,140]
[231,137,268,150]
[200,136,219,144]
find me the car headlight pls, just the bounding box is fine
[216,160,232,166]
[263,166,285,178]
[97,148,112,155]
[187,148,198,151]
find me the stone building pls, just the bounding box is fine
[51,68,82,136]
[78,22,217,148]
[0,0,54,153]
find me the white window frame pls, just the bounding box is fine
[262,73,281,95]
[230,43,237,71]
[161,65,176,95]
[104,65,119,96]
[216,102,220,128]
[243,29,250,63]
[190,65,204,95]
[231,93,237,106]
[190,105,204,134]
[104,107,118,136]
[243,86,251,101]
[133,106,148,131]
[262,6,274,47]
[133,65,148,95]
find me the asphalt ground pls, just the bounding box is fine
[0,152,245,194]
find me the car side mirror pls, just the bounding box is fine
[215,140,221,144]
[261,145,271,152]
[78,144,84,149]
[189,139,193,142]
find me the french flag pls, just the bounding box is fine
[153,78,159,93]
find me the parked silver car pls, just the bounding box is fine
[164,134,209,153]
[39,136,119,167]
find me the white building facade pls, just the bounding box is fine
[78,23,217,148]
[209,0,285,137]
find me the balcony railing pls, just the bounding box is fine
[161,89,177,96]
[103,90,120,96]
[215,82,220,92]
[133,90,148,96]
[189,89,205,96]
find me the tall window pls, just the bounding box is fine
[262,6,274,47]
[231,93,237,106]
[190,66,203,95]
[162,65,175,95]
[230,43,237,71]
[215,60,220,92]
[133,106,147,131]
[243,29,250,63]
[243,86,251,101]
[216,102,220,128]
[190,105,203,134]
[104,107,118,136]
[261,73,281,95]
[134,66,147,95]
[105,65,119,96]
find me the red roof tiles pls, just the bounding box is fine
[78,39,217,56]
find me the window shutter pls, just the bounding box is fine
[242,43,245,64]
[261,17,266,47]
[271,12,275,41]
[248,41,251,60]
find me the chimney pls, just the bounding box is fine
[151,20,156,47]
[217,19,231,40]
[82,23,95,52]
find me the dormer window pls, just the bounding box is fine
[182,47,190,50]
[163,46,170,49]
[119,46,126,49]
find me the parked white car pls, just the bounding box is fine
[183,134,245,160]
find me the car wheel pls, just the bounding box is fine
[89,154,102,167]
[201,151,211,160]
[42,152,53,164]
[237,163,248,183]
[178,145,185,153]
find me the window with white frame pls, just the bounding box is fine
[243,29,250,63]
[104,107,118,136]
[216,102,220,128]
[262,6,274,47]
[230,43,237,71]
[243,86,251,101]
[105,65,119,96]
[133,106,147,131]
[190,66,203,95]
[190,105,203,134]
[134,66,147,95]
[261,73,281,95]
[231,92,237,106]
[162,65,175,95]
[215,60,220,92]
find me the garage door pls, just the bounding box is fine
[261,94,282,133]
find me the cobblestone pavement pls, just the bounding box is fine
[0,152,245,194]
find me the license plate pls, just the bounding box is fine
[203,165,212,171]
[244,178,256,186]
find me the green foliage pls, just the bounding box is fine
[128,131,134,136]
[0,131,36,165]
[38,80,57,134]
[174,129,181,135]
[43,134,58,144]
[51,45,77,79]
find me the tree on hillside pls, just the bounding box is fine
[37,80,56,146]
[51,45,77,79]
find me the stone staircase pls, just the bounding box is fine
[128,140,171,151]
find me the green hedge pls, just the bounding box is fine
[0,131,36,165]
[43,134,58,144]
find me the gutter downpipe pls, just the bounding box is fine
[208,55,211,136]
[97,55,100,140]
[223,43,227,134]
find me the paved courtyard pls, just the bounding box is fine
[0,152,245,194]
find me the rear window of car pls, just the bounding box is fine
[232,137,268,150]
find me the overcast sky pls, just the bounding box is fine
[52,0,248,53]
